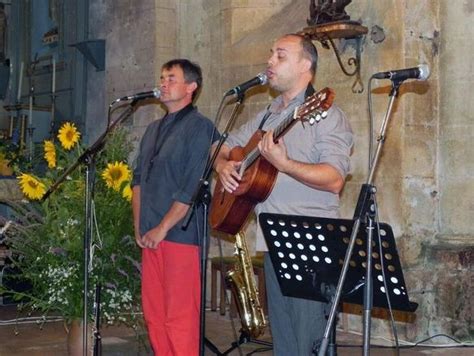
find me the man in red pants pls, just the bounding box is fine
[131,59,219,355]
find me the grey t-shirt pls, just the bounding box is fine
[226,89,353,251]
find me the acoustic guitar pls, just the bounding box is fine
[210,87,335,235]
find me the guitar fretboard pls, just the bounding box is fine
[238,107,298,176]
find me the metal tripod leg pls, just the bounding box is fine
[205,331,272,356]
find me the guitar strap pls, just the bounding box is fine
[257,106,272,130]
[257,84,315,130]
[305,83,316,98]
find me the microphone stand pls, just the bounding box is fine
[318,79,402,356]
[27,55,38,162]
[42,100,139,356]
[182,92,245,356]
[93,283,102,356]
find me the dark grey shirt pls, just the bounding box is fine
[132,105,219,246]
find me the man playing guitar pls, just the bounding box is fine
[212,34,353,355]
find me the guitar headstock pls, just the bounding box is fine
[296,87,335,125]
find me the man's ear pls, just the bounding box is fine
[187,82,198,95]
[300,57,312,74]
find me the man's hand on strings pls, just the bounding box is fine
[258,130,290,173]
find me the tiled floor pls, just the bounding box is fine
[0,304,472,355]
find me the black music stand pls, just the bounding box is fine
[259,213,417,354]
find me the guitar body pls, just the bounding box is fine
[210,130,278,235]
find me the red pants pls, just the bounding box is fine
[141,240,201,356]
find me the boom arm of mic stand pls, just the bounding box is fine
[181,93,245,230]
[318,82,401,356]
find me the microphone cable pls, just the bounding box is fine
[367,76,375,171]
[374,197,400,355]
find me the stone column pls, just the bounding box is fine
[438,1,474,243]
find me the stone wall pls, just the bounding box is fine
[86,0,473,342]
[87,0,176,148]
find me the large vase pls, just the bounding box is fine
[66,319,93,356]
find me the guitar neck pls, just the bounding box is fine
[272,108,300,142]
[239,107,298,175]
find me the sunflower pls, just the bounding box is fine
[57,122,81,150]
[43,140,56,168]
[18,173,47,200]
[122,184,133,201]
[101,162,131,191]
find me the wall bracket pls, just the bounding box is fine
[299,21,368,93]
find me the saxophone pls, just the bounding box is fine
[226,231,267,338]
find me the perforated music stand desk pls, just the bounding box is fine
[259,213,418,312]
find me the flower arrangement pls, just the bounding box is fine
[1,122,141,326]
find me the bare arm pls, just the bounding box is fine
[212,143,242,193]
[140,201,190,249]
[258,130,344,194]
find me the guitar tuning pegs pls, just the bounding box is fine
[308,112,322,125]
[321,111,328,118]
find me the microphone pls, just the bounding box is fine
[225,72,268,96]
[118,88,161,101]
[373,64,430,81]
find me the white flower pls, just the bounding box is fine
[66,218,80,226]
